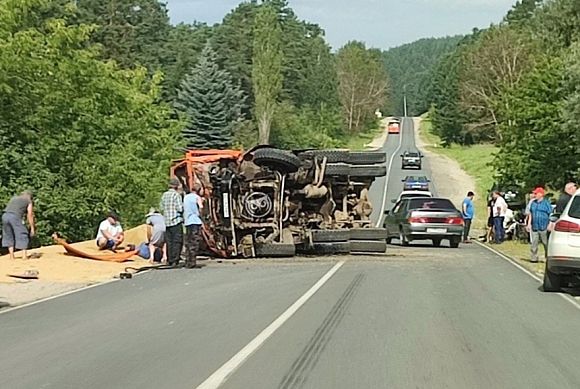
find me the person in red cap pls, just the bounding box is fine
[527,187,552,263]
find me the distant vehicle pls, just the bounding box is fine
[393,190,433,204]
[387,119,400,134]
[402,175,430,191]
[401,151,423,169]
[384,197,464,248]
[489,183,526,211]
[543,189,580,292]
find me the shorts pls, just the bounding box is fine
[149,230,165,247]
[97,238,115,250]
[2,212,29,250]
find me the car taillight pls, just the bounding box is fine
[408,217,427,223]
[554,220,580,233]
[446,217,464,225]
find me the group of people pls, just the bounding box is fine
[94,177,204,268]
[461,182,577,263]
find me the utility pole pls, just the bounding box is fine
[403,85,408,118]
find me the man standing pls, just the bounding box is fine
[160,177,184,266]
[183,184,204,269]
[462,191,475,243]
[528,187,552,263]
[555,182,577,214]
[492,191,508,244]
[96,212,124,251]
[145,208,166,264]
[2,190,35,260]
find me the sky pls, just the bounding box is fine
[164,0,518,50]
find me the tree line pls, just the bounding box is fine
[0,0,388,244]
[424,0,579,191]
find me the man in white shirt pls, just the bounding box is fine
[492,191,508,244]
[96,212,124,251]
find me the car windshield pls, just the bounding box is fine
[568,197,580,219]
[407,153,419,157]
[408,198,455,210]
[406,176,427,182]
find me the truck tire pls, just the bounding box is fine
[350,227,387,241]
[311,229,350,243]
[543,267,562,292]
[324,163,350,177]
[348,151,386,165]
[255,243,296,258]
[350,240,387,254]
[253,148,301,173]
[299,149,349,163]
[349,165,386,178]
[305,242,350,255]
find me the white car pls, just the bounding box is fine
[543,189,580,292]
[393,190,433,204]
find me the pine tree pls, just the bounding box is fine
[175,44,245,149]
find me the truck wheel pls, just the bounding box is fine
[350,240,387,254]
[349,165,386,178]
[543,267,562,292]
[311,229,350,243]
[350,227,387,241]
[348,151,386,165]
[253,148,301,173]
[306,242,350,255]
[324,163,350,177]
[255,243,296,258]
[299,149,349,163]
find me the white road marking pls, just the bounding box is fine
[375,118,405,227]
[474,241,580,312]
[195,261,345,389]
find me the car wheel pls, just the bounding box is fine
[450,237,460,248]
[386,237,393,244]
[543,266,562,292]
[399,230,409,246]
[432,238,442,247]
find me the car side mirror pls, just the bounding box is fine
[384,210,390,215]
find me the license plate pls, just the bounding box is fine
[427,228,447,234]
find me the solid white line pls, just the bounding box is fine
[474,241,580,312]
[375,118,405,227]
[195,261,345,389]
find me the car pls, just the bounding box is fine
[384,197,464,248]
[393,190,433,204]
[489,183,526,212]
[387,120,400,134]
[401,151,423,169]
[402,175,430,191]
[543,189,580,292]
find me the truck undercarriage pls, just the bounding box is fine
[171,147,388,258]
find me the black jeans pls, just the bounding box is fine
[463,219,472,241]
[166,223,183,266]
[185,224,201,268]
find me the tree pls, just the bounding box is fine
[252,4,283,144]
[504,0,542,25]
[0,0,182,244]
[175,44,245,149]
[337,42,389,132]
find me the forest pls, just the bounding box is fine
[423,0,579,191]
[0,0,388,243]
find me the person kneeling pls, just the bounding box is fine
[96,212,124,251]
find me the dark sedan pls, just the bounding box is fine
[384,197,464,248]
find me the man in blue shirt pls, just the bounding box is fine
[183,184,204,269]
[528,187,552,263]
[462,191,475,243]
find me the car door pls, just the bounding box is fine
[394,200,409,227]
[385,200,403,236]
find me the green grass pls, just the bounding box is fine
[343,125,383,150]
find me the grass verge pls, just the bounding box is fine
[342,125,383,150]
[418,116,538,273]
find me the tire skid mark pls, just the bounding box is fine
[278,273,365,389]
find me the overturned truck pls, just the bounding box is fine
[171,147,388,258]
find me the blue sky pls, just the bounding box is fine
[164,0,517,49]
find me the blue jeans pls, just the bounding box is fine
[493,216,505,243]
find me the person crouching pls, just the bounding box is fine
[96,212,124,251]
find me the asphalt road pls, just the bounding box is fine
[3,120,580,389]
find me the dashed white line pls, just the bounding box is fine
[195,261,345,389]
